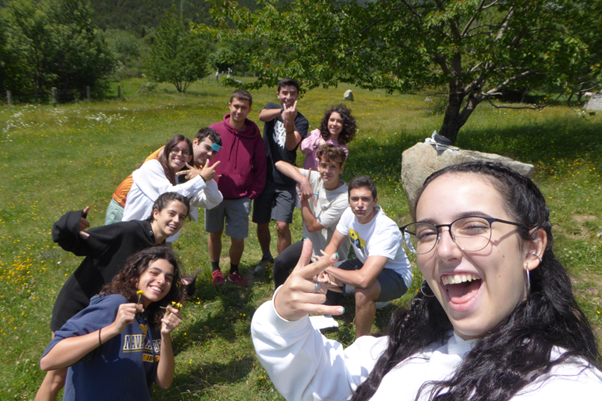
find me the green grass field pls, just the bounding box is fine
[1,78,601,400]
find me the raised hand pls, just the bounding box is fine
[114,303,143,333]
[79,206,91,238]
[282,100,298,123]
[298,168,315,205]
[200,159,221,182]
[161,304,182,335]
[273,239,343,321]
[175,163,202,180]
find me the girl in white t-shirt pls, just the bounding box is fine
[251,161,602,401]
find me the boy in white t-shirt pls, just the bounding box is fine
[323,176,412,339]
[264,144,351,289]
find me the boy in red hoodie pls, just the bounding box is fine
[207,89,267,286]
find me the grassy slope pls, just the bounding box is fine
[0,78,600,400]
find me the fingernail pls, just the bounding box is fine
[337,307,345,314]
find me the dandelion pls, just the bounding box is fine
[136,290,144,305]
[162,301,182,317]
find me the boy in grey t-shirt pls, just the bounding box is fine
[268,144,350,288]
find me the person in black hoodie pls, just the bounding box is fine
[35,192,190,401]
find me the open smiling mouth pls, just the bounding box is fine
[442,274,482,305]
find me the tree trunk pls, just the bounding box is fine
[439,92,482,145]
[439,89,464,145]
[439,119,462,145]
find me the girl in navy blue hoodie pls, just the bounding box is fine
[40,246,185,401]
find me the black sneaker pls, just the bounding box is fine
[254,256,274,275]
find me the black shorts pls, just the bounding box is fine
[252,181,296,224]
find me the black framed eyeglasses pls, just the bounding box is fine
[400,216,525,255]
[170,148,191,157]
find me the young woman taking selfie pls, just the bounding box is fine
[251,161,602,400]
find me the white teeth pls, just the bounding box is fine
[442,273,480,285]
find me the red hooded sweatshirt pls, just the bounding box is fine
[209,114,267,200]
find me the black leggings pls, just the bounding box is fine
[273,241,304,289]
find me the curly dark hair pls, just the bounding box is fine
[101,246,185,327]
[158,135,193,185]
[318,104,356,144]
[352,161,601,401]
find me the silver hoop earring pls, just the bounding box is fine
[420,279,436,298]
[532,252,542,263]
[525,268,531,294]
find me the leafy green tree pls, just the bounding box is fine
[208,45,236,72]
[105,28,148,79]
[208,40,252,75]
[200,0,600,143]
[146,10,209,93]
[2,0,114,101]
[0,14,9,93]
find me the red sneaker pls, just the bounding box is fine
[228,271,248,287]
[212,270,225,286]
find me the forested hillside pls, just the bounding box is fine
[0,0,260,33]
[90,0,260,33]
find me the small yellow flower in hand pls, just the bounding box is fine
[164,301,183,317]
[136,290,144,305]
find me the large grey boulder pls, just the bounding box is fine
[343,90,354,101]
[584,93,602,111]
[401,142,534,216]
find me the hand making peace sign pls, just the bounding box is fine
[273,239,344,321]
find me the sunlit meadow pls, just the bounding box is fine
[1,78,601,400]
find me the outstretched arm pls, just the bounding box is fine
[40,302,142,371]
[274,161,313,201]
[324,230,347,256]
[52,208,120,258]
[251,241,383,401]
[259,107,282,122]
[155,305,182,389]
